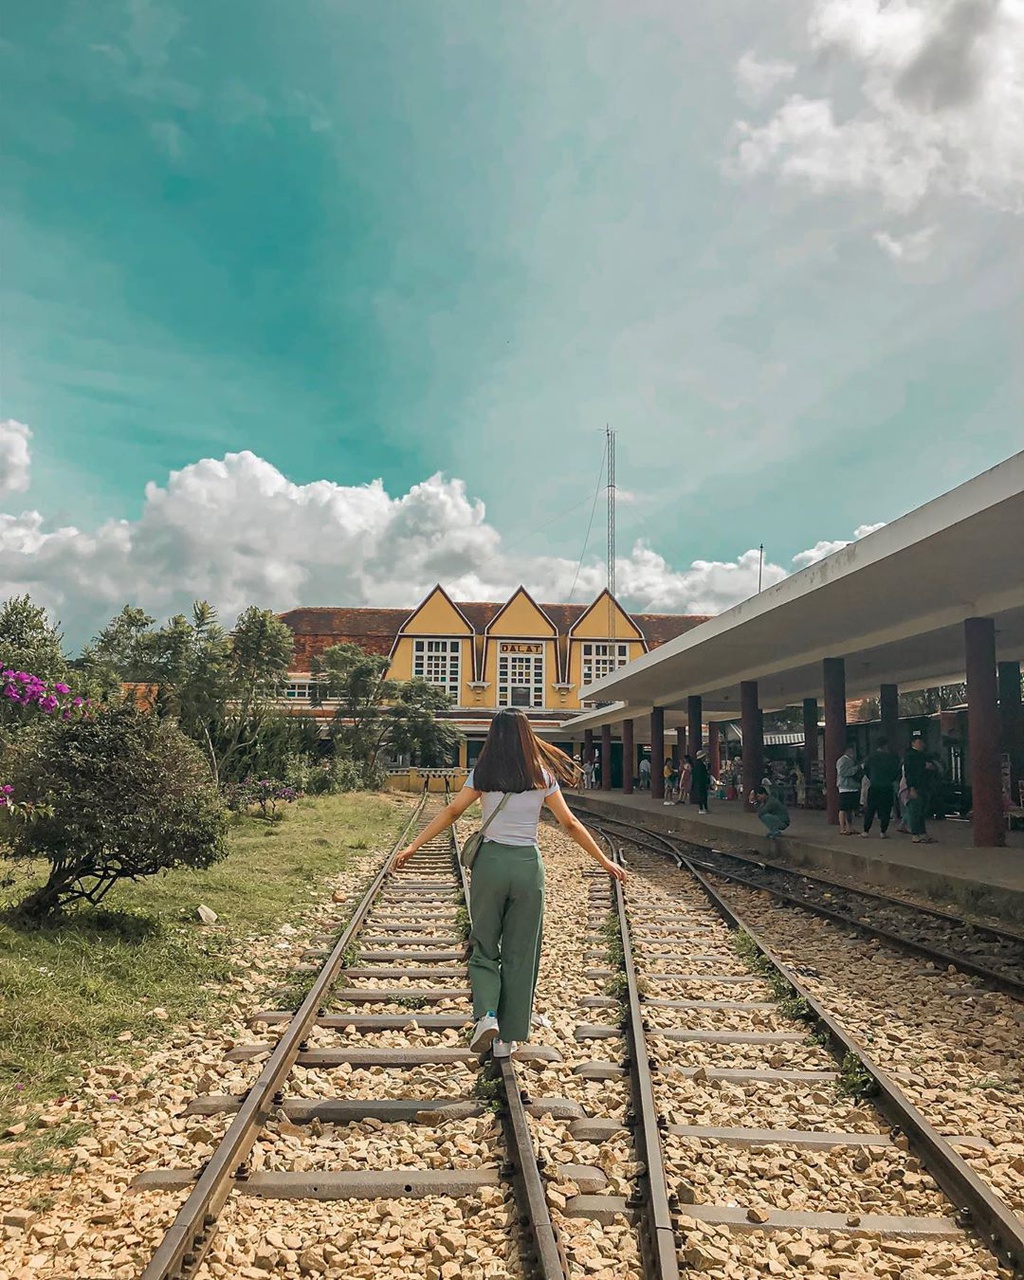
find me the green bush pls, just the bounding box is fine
[2,705,227,920]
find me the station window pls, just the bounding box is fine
[581,642,630,688]
[498,651,545,709]
[413,639,461,694]
[285,682,314,700]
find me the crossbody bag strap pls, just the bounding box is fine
[477,791,511,839]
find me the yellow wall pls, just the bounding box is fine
[486,590,556,637]
[565,592,645,698]
[326,587,650,716]
[478,591,559,706]
[571,592,643,641]
[387,587,472,688]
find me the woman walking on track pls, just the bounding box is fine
[393,708,627,1060]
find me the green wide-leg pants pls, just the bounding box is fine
[467,840,545,1042]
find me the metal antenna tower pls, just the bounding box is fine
[606,425,616,637]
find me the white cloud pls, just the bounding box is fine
[735,51,798,105]
[732,0,1024,215]
[0,420,32,498]
[0,435,885,649]
[873,224,938,261]
[791,521,886,568]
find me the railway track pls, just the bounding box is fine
[571,817,1022,1277]
[132,797,572,1280]
[584,810,1024,1000]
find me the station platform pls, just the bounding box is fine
[569,790,1024,925]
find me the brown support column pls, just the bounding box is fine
[688,695,703,755]
[708,722,721,777]
[622,718,635,794]
[966,618,1005,848]
[651,707,665,801]
[584,729,594,768]
[880,683,900,752]
[802,698,819,793]
[675,726,685,766]
[601,724,612,791]
[740,682,761,807]
[823,658,847,826]
[998,661,1023,806]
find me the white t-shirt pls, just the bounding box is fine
[465,769,559,847]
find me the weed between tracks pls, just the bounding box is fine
[471,1072,505,1115]
[0,792,411,1160]
[731,932,881,1101]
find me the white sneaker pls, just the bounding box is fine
[880,831,889,839]
[470,1014,499,1054]
[492,1038,515,1058]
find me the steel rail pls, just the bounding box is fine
[139,796,427,1280]
[453,825,572,1280]
[584,809,1024,946]
[595,831,681,1280]
[587,812,1024,1000]
[593,814,1024,1274]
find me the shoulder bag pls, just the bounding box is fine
[460,793,511,871]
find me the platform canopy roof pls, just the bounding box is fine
[563,452,1024,740]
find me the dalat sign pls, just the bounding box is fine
[499,643,544,655]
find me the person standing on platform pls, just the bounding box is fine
[837,744,861,835]
[662,758,676,805]
[638,755,651,791]
[677,754,693,805]
[583,757,594,791]
[861,735,901,838]
[691,750,711,814]
[750,785,789,839]
[903,736,937,843]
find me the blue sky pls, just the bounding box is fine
[2,0,1022,647]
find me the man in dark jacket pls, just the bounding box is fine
[903,736,937,843]
[861,735,901,838]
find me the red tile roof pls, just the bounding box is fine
[634,613,709,647]
[278,601,709,665]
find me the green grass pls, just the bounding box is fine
[0,792,411,1148]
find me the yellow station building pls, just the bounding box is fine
[279,585,704,773]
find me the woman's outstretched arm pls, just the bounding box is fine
[393,786,481,867]
[544,790,627,882]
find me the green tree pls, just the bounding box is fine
[3,704,227,920]
[0,596,68,682]
[899,684,967,717]
[312,644,462,772]
[387,679,463,767]
[210,606,295,783]
[78,605,159,695]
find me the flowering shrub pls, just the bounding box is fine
[223,777,300,820]
[3,704,226,920]
[2,669,87,722]
[2,671,85,826]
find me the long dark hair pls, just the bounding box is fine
[473,709,579,793]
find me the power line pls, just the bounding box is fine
[500,490,598,556]
[568,437,607,603]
